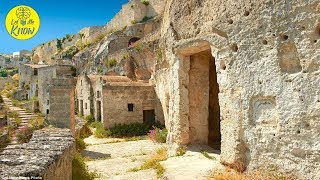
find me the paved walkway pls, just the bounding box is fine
[1,95,39,144]
[83,135,224,180]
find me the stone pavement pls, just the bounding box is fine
[83,135,224,180]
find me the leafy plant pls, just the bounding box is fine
[94,122,111,138]
[16,126,33,143]
[85,114,95,123]
[75,137,86,151]
[130,147,167,178]
[30,117,44,130]
[176,146,187,156]
[109,123,150,137]
[72,153,99,180]
[140,16,153,23]
[79,124,92,139]
[148,127,167,143]
[200,150,216,160]
[105,58,117,68]
[141,0,150,6]
[56,39,63,52]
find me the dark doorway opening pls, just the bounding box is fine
[188,49,221,150]
[143,110,155,126]
[80,100,84,116]
[97,101,102,121]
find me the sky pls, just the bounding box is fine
[0,0,129,53]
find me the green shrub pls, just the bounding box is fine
[109,123,150,137]
[8,111,19,118]
[176,146,187,156]
[94,122,110,138]
[80,124,92,139]
[72,153,98,180]
[16,127,33,143]
[30,117,44,130]
[141,0,150,6]
[90,121,101,128]
[156,128,167,143]
[56,39,63,52]
[85,115,95,123]
[140,16,153,23]
[105,59,117,68]
[76,137,86,151]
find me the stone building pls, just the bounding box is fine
[76,74,164,128]
[151,0,320,178]
[102,81,164,128]
[18,64,75,114]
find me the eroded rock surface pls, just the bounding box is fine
[0,128,75,179]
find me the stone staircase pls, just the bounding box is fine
[1,95,39,145]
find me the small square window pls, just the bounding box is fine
[128,103,134,112]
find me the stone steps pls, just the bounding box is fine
[1,95,41,145]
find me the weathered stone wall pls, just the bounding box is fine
[48,78,75,134]
[37,65,74,115]
[104,0,165,33]
[79,26,104,42]
[102,82,164,128]
[38,66,57,114]
[156,0,320,179]
[76,75,93,117]
[32,34,80,64]
[0,128,75,180]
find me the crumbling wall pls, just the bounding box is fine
[157,0,320,179]
[0,128,75,180]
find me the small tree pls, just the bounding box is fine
[56,39,63,52]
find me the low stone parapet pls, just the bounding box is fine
[0,128,75,180]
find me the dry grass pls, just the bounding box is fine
[213,168,296,180]
[129,147,167,178]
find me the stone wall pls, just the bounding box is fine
[104,0,165,33]
[156,0,320,179]
[32,34,80,64]
[76,75,93,117]
[48,78,75,134]
[102,82,164,128]
[0,128,75,179]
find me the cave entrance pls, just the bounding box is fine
[188,49,221,150]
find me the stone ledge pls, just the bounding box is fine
[0,128,75,179]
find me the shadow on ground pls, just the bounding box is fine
[81,150,111,160]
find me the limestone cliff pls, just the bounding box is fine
[31,0,165,81]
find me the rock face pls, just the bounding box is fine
[154,0,320,179]
[0,128,75,179]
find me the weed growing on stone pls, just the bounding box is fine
[200,150,216,160]
[129,147,167,178]
[72,153,99,180]
[176,146,187,156]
